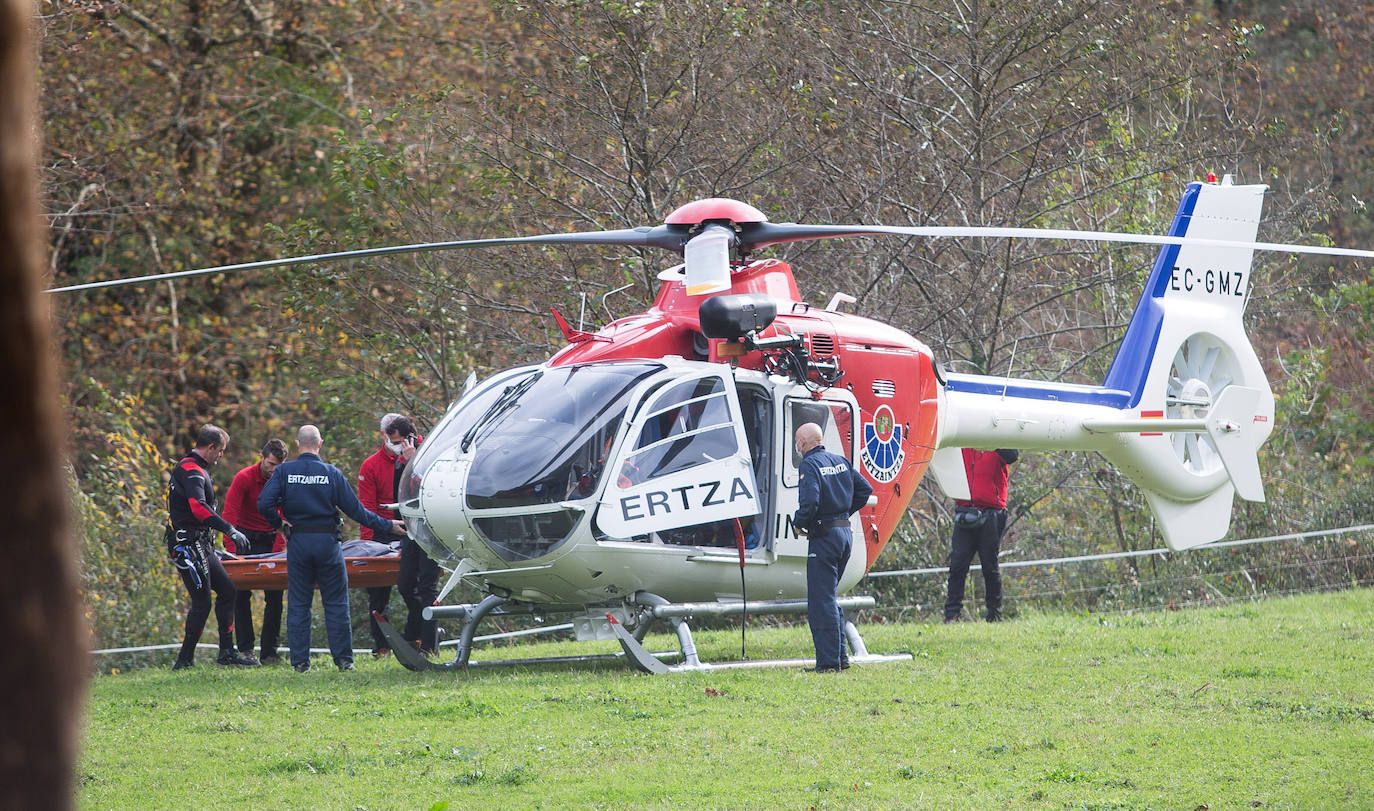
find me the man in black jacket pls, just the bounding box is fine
[166,424,257,670]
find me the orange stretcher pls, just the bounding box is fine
[222,555,401,590]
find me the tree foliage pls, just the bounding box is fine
[45,0,1374,650]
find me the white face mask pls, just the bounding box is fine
[385,441,405,454]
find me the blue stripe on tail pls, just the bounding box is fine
[1101,182,1203,407]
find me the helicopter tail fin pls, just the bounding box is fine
[1094,177,1275,548]
[938,177,1275,549]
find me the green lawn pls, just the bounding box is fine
[78,589,1374,809]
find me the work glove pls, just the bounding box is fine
[228,528,250,554]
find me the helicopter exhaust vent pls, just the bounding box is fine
[809,334,835,356]
[872,379,896,398]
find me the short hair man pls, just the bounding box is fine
[221,438,288,664]
[166,425,256,669]
[257,425,405,672]
[791,422,872,672]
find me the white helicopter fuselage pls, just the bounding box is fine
[399,360,872,609]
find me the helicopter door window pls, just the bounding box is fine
[783,399,855,488]
[596,369,760,540]
[622,376,737,483]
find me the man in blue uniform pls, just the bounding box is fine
[258,425,405,672]
[792,422,873,672]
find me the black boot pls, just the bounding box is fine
[218,649,260,667]
[171,657,194,671]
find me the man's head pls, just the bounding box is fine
[384,415,416,446]
[296,424,323,453]
[195,424,229,465]
[794,422,824,456]
[380,412,413,454]
[379,412,403,446]
[259,438,287,476]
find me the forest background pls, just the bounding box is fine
[42,0,1374,657]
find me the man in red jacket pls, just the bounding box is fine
[222,438,288,664]
[944,448,1019,623]
[357,413,405,657]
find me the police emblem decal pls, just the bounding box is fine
[860,404,904,483]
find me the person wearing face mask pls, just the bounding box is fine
[166,424,257,670]
[357,413,406,658]
[221,438,289,665]
[792,422,872,673]
[381,415,439,655]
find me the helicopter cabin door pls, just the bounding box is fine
[774,388,860,561]
[595,368,760,540]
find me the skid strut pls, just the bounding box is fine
[612,591,910,674]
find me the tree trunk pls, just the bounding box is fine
[0,1,86,807]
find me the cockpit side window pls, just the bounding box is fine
[783,398,854,488]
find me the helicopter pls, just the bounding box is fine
[55,175,1374,673]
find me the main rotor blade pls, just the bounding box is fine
[737,221,1374,259]
[49,219,1373,295]
[47,225,689,294]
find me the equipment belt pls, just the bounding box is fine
[822,519,852,529]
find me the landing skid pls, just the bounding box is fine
[376,591,911,674]
[610,592,913,674]
[372,607,682,672]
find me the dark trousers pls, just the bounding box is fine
[944,509,1007,620]
[806,525,853,670]
[286,532,352,668]
[398,538,440,653]
[174,535,237,663]
[366,586,392,652]
[232,529,283,657]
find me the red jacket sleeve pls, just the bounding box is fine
[357,458,379,541]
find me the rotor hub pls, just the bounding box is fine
[1178,378,1212,420]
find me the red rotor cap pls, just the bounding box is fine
[664,198,768,226]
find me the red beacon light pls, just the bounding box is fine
[1207,172,1218,183]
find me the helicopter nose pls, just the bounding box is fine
[396,457,472,565]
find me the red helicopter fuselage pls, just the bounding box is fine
[546,258,940,572]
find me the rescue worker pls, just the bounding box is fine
[357,413,404,658]
[166,424,257,670]
[383,416,440,655]
[257,425,405,672]
[944,448,1019,623]
[792,422,872,672]
[222,438,288,664]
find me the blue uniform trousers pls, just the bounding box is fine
[807,525,853,670]
[287,532,353,667]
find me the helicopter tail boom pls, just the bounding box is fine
[937,178,1275,549]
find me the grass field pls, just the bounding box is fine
[78,588,1374,809]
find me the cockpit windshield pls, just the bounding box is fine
[461,363,663,509]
